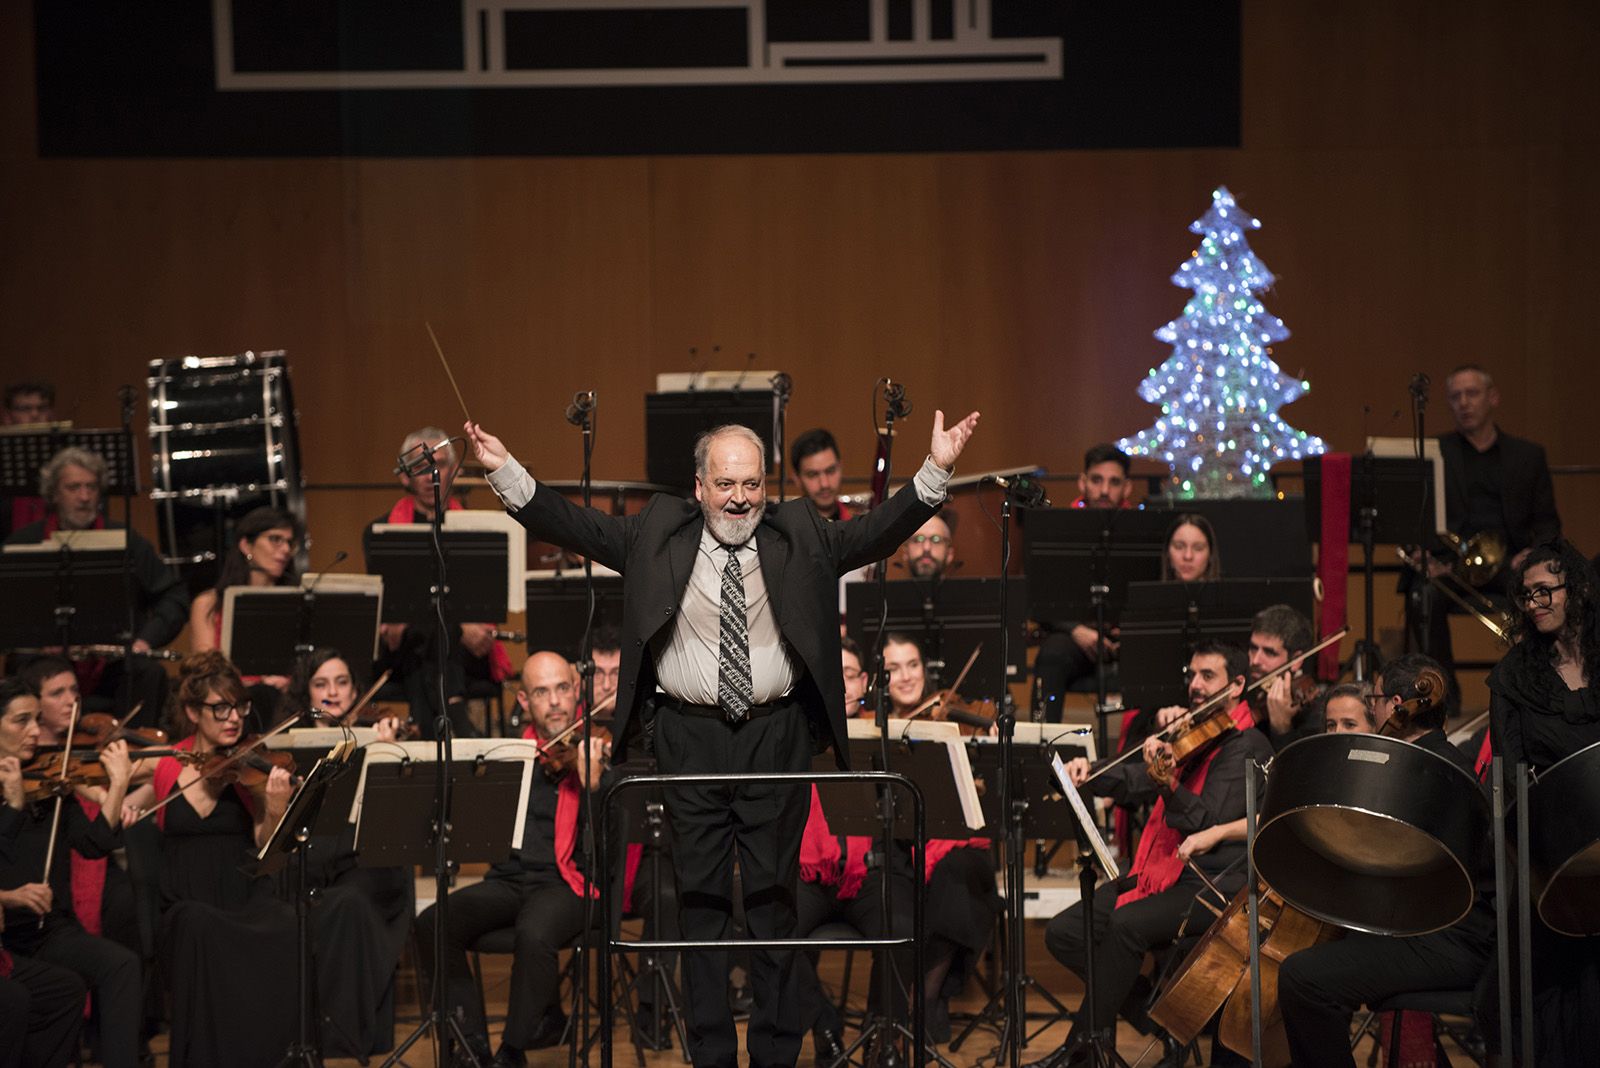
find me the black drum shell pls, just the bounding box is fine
[1252,733,1488,936]
[1529,739,1600,936]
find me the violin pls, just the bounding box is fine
[903,645,994,733]
[1084,629,1349,787]
[21,745,182,802]
[534,696,615,778]
[189,742,297,788]
[53,711,168,752]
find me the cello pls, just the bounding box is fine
[1148,880,1338,1065]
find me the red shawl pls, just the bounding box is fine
[1117,700,1254,908]
[151,736,256,831]
[521,722,639,902]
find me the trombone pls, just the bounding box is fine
[1399,530,1516,643]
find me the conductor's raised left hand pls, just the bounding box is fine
[930,410,981,471]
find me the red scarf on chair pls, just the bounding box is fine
[1117,700,1254,908]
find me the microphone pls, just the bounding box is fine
[564,390,596,427]
[394,437,463,477]
[882,379,912,420]
[1408,373,1430,404]
[305,550,348,592]
[731,352,756,392]
[986,473,1051,508]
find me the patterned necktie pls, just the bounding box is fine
[719,544,754,722]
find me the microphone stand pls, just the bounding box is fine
[118,385,139,716]
[573,396,599,1068]
[1408,375,1433,657]
[771,372,792,504]
[382,441,477,1067]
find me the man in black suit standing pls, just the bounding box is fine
[467,409,979,1068]
[1419,364,1561,703]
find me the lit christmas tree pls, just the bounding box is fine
[1118,186,1326,500]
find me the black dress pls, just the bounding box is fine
[1487,646,1600,1064]
[157,774,412,1066]
[158,787,297,1068]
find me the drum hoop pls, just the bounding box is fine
[1271,731,1489,794]
[1253,805,1476,937]
[1536,844,1600,937]
[150,414,285,434]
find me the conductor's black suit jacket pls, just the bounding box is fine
[505,479,937,767]
[1437,429,1561,555]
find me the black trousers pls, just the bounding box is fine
[1278,926,1489,1068]
[0,953,86,1068]
[17,921,142,1068]
[415,873,587,1049]
[653,701,814,1068]
[1043,875,1206,1033]
[795,871,915,1036]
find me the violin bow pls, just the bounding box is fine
[537,693,616,753]
[346,669,394,722]
[131,714,301,825]
[37,700,81,928]
[1082,628,1348,786]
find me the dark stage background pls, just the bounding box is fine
[2,3,1596,691]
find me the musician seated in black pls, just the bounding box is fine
[362,426,507,739]
[415,650,609,1067]
[1409,365,1562,712]
[1480,540,1600,1062]
[1276,654,1494,1068]
[1244,603,1325,751]
[0,379,56,540]
[279,646,409,741]
[1031,640,1271,1065]
[0,676,142,1068]
[1034,444,1136,720]
[5,446,190,722]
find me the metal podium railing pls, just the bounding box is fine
[597,770,928,1068]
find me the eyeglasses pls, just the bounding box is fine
[909,534,947,546]
[525,681,575,703]
[1516,585,1566,609]
[198,701,247,721]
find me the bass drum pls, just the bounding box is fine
[1528,739,1600,936]
[1252,733,1488,936]
[146,351,305,593]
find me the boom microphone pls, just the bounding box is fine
[881,379,912,420]
[565,390,597,427]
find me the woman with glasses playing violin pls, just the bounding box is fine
[0,675,143,1068]
[119,652,297,1067]
[1482,540,1600,1063]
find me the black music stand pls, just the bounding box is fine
[846,577,1028,695]
[1023,509,1168,752]
[644,389,776,492]
[255,750,353,1068]
[0,542,131,651]
[523,572,625,662]
[354,754,528,868]
[366,529,507,626]
[1304,455,1437,680]
[1153,499,1312,579]
[1118,578,1315,714]
[223,586,381,677]
[0,426,140,499]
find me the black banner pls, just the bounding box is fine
[36,1,1240,158]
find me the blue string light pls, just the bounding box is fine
[1118,186,1326,499]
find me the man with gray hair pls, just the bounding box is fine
[361,426,503,738]
[467,407,980,1068]
[5,446,188,721]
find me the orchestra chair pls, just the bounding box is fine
[1353,989,1486,1067]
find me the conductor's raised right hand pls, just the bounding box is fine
[464,421,509,473]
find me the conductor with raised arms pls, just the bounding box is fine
[466,407,979,1068]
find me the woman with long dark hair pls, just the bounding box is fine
[188,506,303,654]
[1485,539,1600,1062]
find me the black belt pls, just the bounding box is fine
[659,694,794,720]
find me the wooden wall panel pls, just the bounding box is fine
[2,2,1596,647]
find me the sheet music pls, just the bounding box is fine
[3,530,128,553]
[844,719,982,831]
[443,510,527,611]
[1051,753,1120,881]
